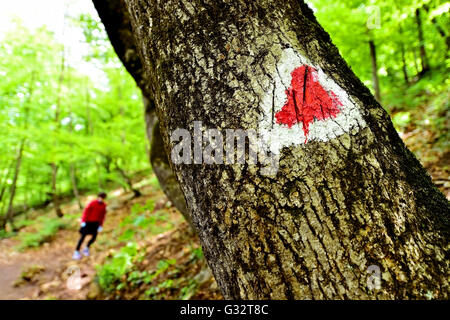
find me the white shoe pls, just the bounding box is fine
[72,251,82,260]
[82,247,90,257]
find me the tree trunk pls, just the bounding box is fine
[51,163,63,218]
[148,107,191,224]
[92,0,190,220]
[99,0,450,299]
[0,161,14,205]
[50,28,66,218]
[4,140,25,230]
[415,8,430,75]
[398,25,409,85]
[400,42,409,85]
[4,72,35,230]
[368,40,381,102]
[24,170,29,218]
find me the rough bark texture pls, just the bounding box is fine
[115,0,448,299]
[92,0,190,221]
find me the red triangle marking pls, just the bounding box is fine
[275,65,343,142]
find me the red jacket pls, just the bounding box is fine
[81,199,107,226]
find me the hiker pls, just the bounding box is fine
[73,192,107,260]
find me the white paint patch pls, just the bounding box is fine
[258,48,366,154]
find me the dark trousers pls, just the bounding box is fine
[76,222,99,251]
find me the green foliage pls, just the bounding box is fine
[0,14,150,223]
[179,279,199,300]
[0,230,16,240]
[96,242,139,293]
[117,200,173,241]
[14,218,35,230]
[310,0,449,160]
[392,111,412,129]
[97,241,178,296]
[15,216,69,251]
[310,0,449,93]
[128,259,177,288]
[190,247,204,261]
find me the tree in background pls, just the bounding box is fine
[310,0,449,95]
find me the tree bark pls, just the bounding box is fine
[92,0,190,220]
[101,0,449,299]
[368,40,381,102]
[148,108,191,224]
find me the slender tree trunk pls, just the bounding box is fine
[0,161,14,204]
[149,111,191,224]
[51,163,63,218]
[96,0,449,299]
[415,8,430,75]
[398,25,409,85]
[4,140,25,230]
[24,170,29,218]
[369,40,381,102]
[49,161,63,217]
[400,42,409,84]
[4,72,35,230]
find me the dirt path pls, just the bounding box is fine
[0,184,176,300]
[0,229,95,299]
